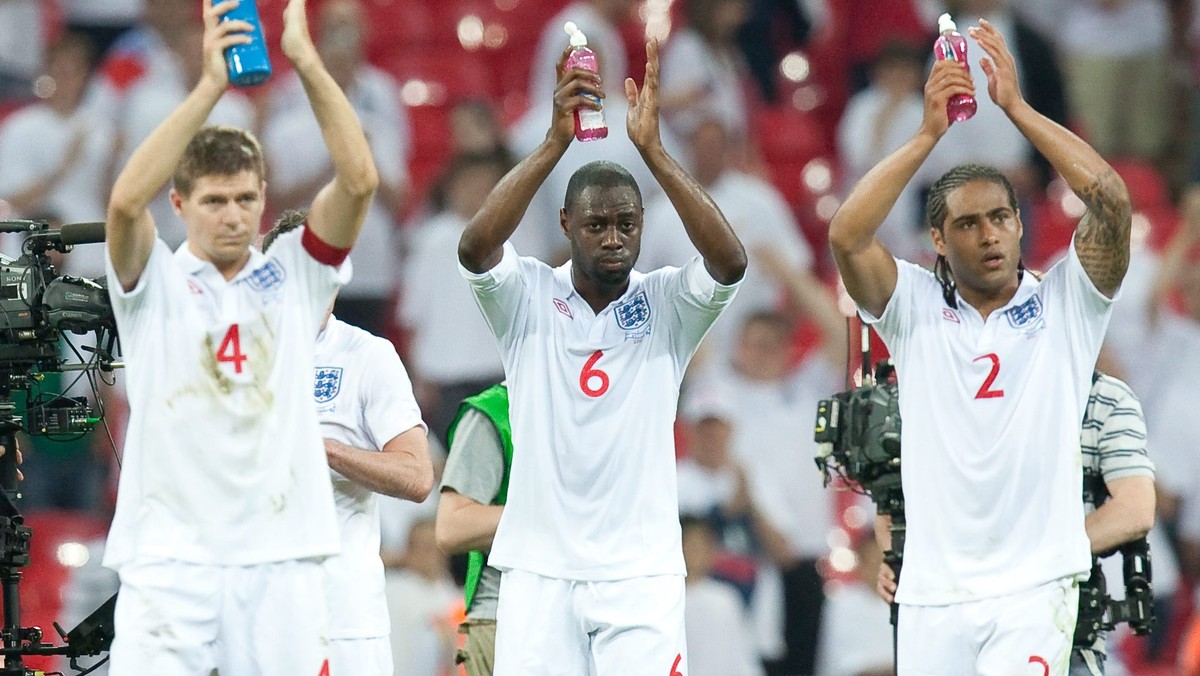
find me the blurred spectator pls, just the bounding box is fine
[641,118,825,362]
[1058,0,1170,162]
[384,516,461,676]
[660,0,754,143]
[736,0,829,102]
[399,152,509,441]
[450,98,510,157]
[814,535,893,676]
[117,22,255,248]
[837,39,931,262]
[691,308,845,674]
[0,31,114,277]
[682,515,765,676]
[0,0,45,100]
[678,387,759,601]
[61,0,144,58]
[264,0,411,336]
[90,0,198,120]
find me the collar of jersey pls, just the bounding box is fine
[174,241,267,285]
[952,266,1039,318]
[551,260,645,315]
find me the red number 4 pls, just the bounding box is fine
[579,350,610,397]
[217,324,248,374]
[973,353,1004,399]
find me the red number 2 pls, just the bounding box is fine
[579,350,610,397]
[217,324,248,374]
[973,353,1004,399]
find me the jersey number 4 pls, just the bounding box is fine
[579,350,610,398]
[972,353,1004,399]
[217,324,248,374]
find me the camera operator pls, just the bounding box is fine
[829,18,1130,674]
[875,371,1156,675]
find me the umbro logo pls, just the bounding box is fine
[554,298,573,319]
[942,308,960,323]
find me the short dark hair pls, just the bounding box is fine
[261,209,308,253]
[563,161,642,212]
[172,126,265,197]
[926,163,1021,308]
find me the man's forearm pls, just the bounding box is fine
[109,79,224,219]
[640,143,745,284]
[325,439,433,502]
[1085,476,1155,554]
[459,136,569,272]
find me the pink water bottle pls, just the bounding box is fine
[934,13,977,123]
[563,21,608,142]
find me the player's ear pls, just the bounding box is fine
[560,207,569,237]
[930,226,947,257]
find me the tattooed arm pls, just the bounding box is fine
[971,19,1130,297]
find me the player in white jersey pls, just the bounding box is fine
[828,20,1131,676]
[263,216,435,675]
[103,0,379,673]
[457,39,747,676]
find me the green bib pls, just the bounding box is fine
[446,384,512,611]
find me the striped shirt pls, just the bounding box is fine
[1081,373,1155,495]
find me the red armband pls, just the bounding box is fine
[301,226,351,267]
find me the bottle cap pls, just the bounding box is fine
[564,21,588,47]
[938,13,958,33]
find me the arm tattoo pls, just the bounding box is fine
[1074,168,1131,295]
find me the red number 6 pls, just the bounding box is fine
[579,350,610,398]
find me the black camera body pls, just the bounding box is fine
[814,376,902,514]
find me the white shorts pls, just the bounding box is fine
[897,577,1079,676]
[330,636,393,676]
[493,569,687,676]
[109,558,331,676]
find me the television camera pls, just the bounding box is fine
[0,219,118,675]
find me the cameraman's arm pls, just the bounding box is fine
[1086,476,1155,554]
[874,514,897,602]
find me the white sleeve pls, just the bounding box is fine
[105,238,173,319]
[458,241,532,352]
[268,227,352,329]
[858,258,923,349]
[661,256,741,364]
[1054,238,1118,353]
[361,338,426,450]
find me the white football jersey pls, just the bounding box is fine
[862,245,1115,605]
[314,316,425,639]
[462,243,739,580]
[104,230,348,569]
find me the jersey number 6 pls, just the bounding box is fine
[579,350,610,398]
[972,353,1004,399]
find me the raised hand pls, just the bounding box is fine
[624,38,662,153]
[969,19,1022,112]
[281,0,319,67]
[200,0,254,89]
[548,47,605,147]
[919,59,975,139]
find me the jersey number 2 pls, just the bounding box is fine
[579,350,610,398]
[972,353,1004,399]
[217,324,248,374]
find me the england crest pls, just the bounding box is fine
[614,291,651,330]
[247,258,286,292]
[1006,294,1043,329]
[314,367,343,403]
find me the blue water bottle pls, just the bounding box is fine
[222,0,272,87]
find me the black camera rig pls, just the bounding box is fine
[1075,467,1155,648]
[0,219,118,675]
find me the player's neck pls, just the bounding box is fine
[572,268,629,314]
[187,241,252,281]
